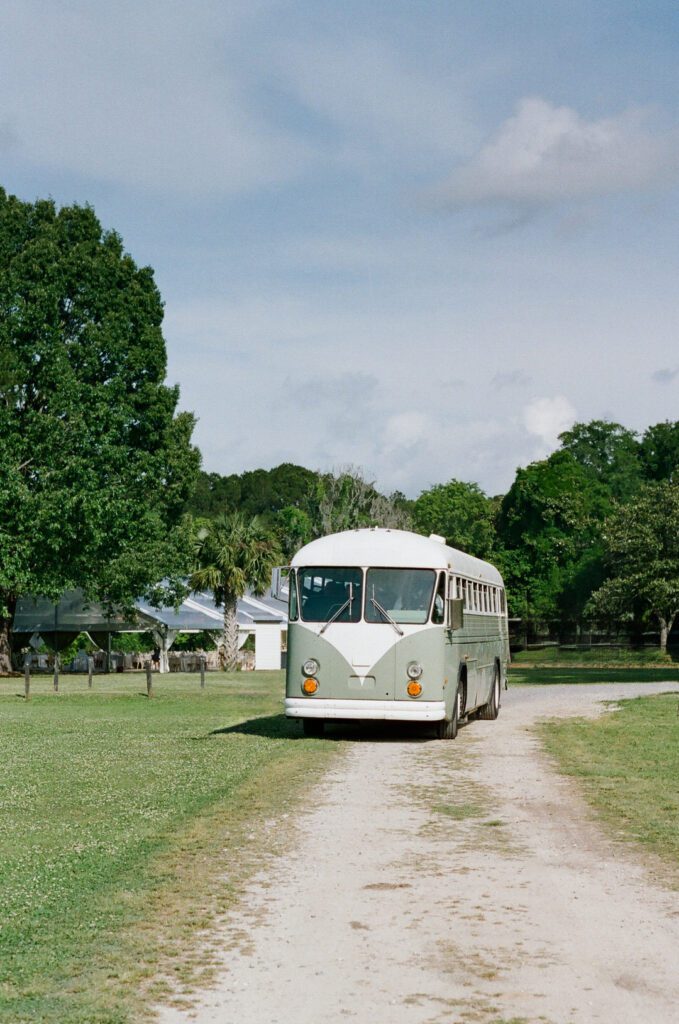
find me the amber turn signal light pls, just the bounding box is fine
[406,680,422,697]
[302,678,319,694]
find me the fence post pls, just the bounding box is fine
[146,661,153,699]
[53,653,59,693]
[200,655,206,689]
[24,654,31,701]
[88,656,94,689]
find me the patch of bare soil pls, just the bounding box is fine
[157,683,679,1024]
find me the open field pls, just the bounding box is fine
[0,670,340,1024]
[511,645,679,667]
[539,691,679,877]
[509,664,679,685]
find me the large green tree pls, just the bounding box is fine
[589,481,679,651]
[412,479,496,558]
[496,450,607,628]
[639,421,679,482]
[190,512,282,669]
[558,420,642,501]
[0,189,199,672]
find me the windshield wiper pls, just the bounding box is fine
[370,596,404,636]
[320,583,354,634]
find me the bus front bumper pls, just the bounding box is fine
[285,698,447,722]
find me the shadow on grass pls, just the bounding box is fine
[209,714,459,743]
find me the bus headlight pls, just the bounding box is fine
[407,681,422,697]
[406,661,423,680]
[302,658,319,676]
[302,678,319,694]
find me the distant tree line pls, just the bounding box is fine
[187,463,413,560]
[186,420,679,651]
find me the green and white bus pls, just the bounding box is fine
[280,527,509,739]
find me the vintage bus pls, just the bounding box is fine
[279,527,509,739]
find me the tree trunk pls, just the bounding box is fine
[0,594,17,675]
[661,613,676,653]
[222,593,240,671]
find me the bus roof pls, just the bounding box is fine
[290,528,504,586]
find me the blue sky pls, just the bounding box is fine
[2,1,679,496]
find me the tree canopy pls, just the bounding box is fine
[182,418,679,645]
[639,421,679,482]
[412,479,496,559]
[588,482,679,650]
[0,188,199,671]
[558,420,643,501]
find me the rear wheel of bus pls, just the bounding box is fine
[478,664,501,721]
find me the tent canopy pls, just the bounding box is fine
[14,587,286,638]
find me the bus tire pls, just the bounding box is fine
[435,689,459,740]
[303,718,324,737]
[478,665,500,721]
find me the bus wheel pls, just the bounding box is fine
[435,692,459,740]
[478,667,500,721]
[303,718,324,737]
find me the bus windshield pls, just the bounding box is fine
[299,567,363,623]
[365,568,436,624]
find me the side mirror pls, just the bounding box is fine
[271,567,290,601]
[448,598,464,630]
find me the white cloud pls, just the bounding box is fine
[523,395,577,454]
[436,98,679,207]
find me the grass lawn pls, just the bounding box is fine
[539,692,679,886]
[0,671,340,1024]
[511,645,679,667]
[509,665,679,686]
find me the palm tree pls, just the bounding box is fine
[190,512,283,670]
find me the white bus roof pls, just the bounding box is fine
[291,528,504,586]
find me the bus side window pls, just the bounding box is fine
[432,573,446,624]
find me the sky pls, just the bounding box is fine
[2,0,679,497]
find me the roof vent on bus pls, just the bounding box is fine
[429,533,446,544]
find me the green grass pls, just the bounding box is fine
[0,671,339,1023]
[432,802,483,820]
[511,645,678,666]
[539,692,679,885]
[509,665,679,686]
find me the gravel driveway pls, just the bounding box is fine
[158,682,679,1024]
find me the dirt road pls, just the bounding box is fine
[158,683,679,1024]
